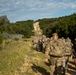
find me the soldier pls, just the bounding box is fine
[32,35,44,52]
[62,37,72,74]
[72,39,76,67]
[42,37,50,53]
[45,33,68,75]
[32,36,38,50]
[37,39,43,52]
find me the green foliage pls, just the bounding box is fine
[14,38,19,41]
[0,33,4,45]
[0,15,34,38]
[7,20,34,38]
[0,33,4,50]
[0,39,48,75]
[0,40,28,75]
[0,13,76,39]
[0,15,9,32]
[38,13,76,39]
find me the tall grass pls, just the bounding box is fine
[1,38,74,75]
[0,33,4,50]
[0,39,50,75]
[0,40,30,75]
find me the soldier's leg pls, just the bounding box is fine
[55,58,62,75]
[39,42,43,51]
[50,65,55,75]
[42,44,45,53]
[74,58,76,67]
[65,56,69,73]
[50,57,56,75]
[37,44,40,51]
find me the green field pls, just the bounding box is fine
[0,39,51,75]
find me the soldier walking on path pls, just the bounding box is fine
[72,39,76,67]
[45,33,72,75]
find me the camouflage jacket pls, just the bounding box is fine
[45,38,72,59]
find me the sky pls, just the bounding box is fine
[0,0,76,22]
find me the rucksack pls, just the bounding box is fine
[64,38,72,55]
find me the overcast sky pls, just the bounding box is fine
[0,0,76,22]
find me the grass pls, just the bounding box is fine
[0,39,30,75]
[0,38,75,75]
[0,39,50,75]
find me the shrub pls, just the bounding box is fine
[0,33,4,45]
[0,33,4,50]
[14,38,19,41]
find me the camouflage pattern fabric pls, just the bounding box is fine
[45,37,72,58]
[45,39,65,58]
[50,57,62,75]
[45,37,72,75]
[65,38,73,55]
[32,34,50,52]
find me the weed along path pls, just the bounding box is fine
[0,38,47,75]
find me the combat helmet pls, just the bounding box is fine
[52,33,58,36]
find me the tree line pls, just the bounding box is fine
[37,13,76,40]
[0,16,34,38]
[0,13,76,43]
[0,16,34,50]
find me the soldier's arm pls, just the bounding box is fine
[45,43,51,63]
[45,43,51,59]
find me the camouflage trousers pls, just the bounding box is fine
[49,56,63,75]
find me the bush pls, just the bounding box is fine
[0,33,4,45]
[0,33,4,50]
[14,38,19,41]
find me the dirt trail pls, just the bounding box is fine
[33,22,42,36]
[33,22,40,32]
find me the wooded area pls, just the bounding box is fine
[0,13,76,43]
[38,13,76,40]
[0,16,34,38]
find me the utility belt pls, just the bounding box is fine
[50,54,71,58]
[65,55,71,57]
[50,55,63,58]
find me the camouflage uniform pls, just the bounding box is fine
[42,35,50,53]
[61,37,72,73]
[36,35,50,52]
[65,38,72,54]
[32,35,44,52]
[45,37,72,75]
[32,36,39,50]
[45,40,64,75]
